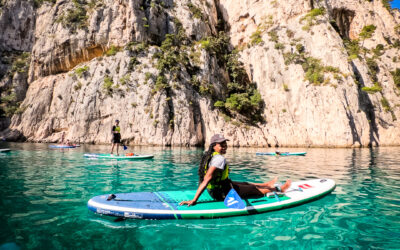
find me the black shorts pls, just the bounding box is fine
[112,134,121,143]
[207,179,237,201]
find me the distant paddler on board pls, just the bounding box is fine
[110,119,129,156]
[110,119,121,156]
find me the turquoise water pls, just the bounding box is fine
[0,143,399,249]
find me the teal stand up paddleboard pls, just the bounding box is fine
[88,179,335,220]
[256,152,307,156]
[84,153,154,160]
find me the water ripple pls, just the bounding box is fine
[0,143,399,249]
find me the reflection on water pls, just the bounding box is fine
[0,142,399,249]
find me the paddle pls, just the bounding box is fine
[224,188,246,209]
[121,140,127,150]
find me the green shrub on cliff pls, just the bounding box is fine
[392,39,400,49]
[187,2,203,19]
[224,90,262,114]
[296,44,305,53]
[128,56,140,72]
[189,76,212,95]
[198,39,210,50]
[197,32,264,123]
[214,101,224,108]
[382,0,392,11]
[359,25,377,40]
[65,6,87,28]
[154,33,187,74]
[302,57,325,85]
[366,57,379,82]
[225,51,249,85]
[391,68,400,89]
[362,82,382,94]
[268,31,279,43]
[106,46,120,56]
[151,24,263,124]
[395,25,400,35]
[300,8,325,31]
[381,97,391,112]
[283,44,345,86]
[11,52,30,74]
[73,82,82,91]
[125,42,149,54]
[283,84,289,91]
[303,7,326,20]
[144,72,154,84]
[0,92,19,117]
[198,32,230,58]
[275,43,285,50]
[151,75,169,94]
[250,28,263,46]
[344,39,361,60]
[0,93,16,104]
[0,52,30,117]
[102,76,113,96]
[119,74,130,85]
[372,44,385,57]
[75,66,89,77]
[215,48,264,122]
[199,81,213,95]
[2,104,19,117]
[56,0,88,32]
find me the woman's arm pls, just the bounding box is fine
[179,166,218,206]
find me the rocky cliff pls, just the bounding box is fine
[1,0,399,147]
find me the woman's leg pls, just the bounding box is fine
[110,142,115,154]
[249,176,279,188]
[232,176,278,189]
[234,179,292,197]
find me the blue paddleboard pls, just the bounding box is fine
[88,179,335,220]
[49,145,76,148]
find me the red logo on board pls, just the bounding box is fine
[298,184,313,189]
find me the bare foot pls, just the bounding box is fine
[266,176,278,188]
[254,177,279,188]
[280,179,292,192]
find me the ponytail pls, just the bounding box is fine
[198,143,216,185]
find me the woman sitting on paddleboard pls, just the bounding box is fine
[180,134,291,206]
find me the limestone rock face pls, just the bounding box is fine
[217,0,400,147]
[0,0,35,52]
[1,0,400,147]
[29,0,142,81]
[28,0,218,81]
[0,0,34,130]
[10,49,208,145]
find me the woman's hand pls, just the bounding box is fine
[179,200,196,206]
[179,167,218,207]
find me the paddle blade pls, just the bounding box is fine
[123,145,128,150]
[224,188,246,209]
